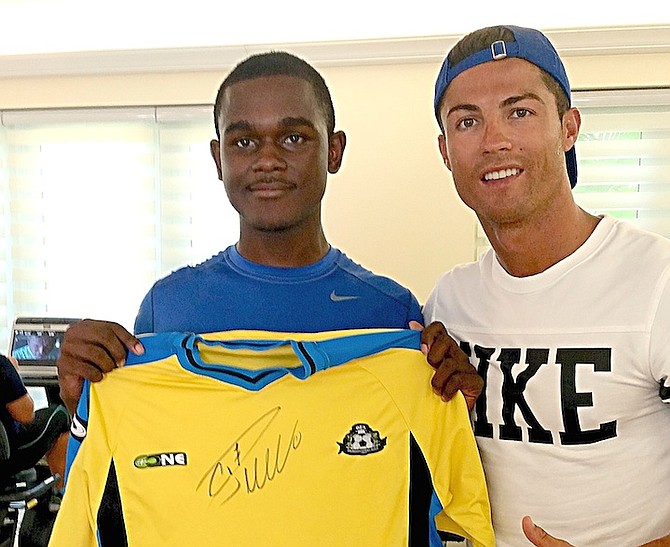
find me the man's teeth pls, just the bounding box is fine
[484,168,520,181]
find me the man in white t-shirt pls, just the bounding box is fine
[423,24,670,546]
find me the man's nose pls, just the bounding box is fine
[253,140,287,172]
[481,118,512,154]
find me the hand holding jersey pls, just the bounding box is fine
[419,321,483,410]
[58,320,144,414]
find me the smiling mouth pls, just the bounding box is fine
[483,168,521,182]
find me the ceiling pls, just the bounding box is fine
[2,0,668,56]
[1,0,669,77]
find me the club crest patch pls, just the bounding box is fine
[338,423,386,455]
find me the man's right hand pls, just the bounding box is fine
[57,319,144,414]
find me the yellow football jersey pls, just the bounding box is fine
[51,329,494,546]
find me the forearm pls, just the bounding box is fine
[7,393,35,423]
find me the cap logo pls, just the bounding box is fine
[491,40,508,60]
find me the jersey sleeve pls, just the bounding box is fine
[50,381,116,546]
[63,379,91,487]
[427,394,494,547]
[372,350,495,547]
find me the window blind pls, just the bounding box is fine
[574,88,670,233]
[0,106,238,350]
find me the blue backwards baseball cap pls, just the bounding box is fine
[433,25,578,188]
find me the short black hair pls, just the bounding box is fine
[445,25,569,120]
[213,51,336,139]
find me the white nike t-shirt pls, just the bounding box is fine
[424,215,670,546]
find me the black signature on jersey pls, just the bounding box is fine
[196,406,302,505]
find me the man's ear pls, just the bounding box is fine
[437,134,452,172]
[563,107,581,153]
[210,139,223,181]
[327,131,347,174]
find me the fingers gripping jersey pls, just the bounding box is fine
[51,329,494,547]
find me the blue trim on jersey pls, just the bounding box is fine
[429,491,446,547]
[125,332,185,366]
[64,378,91,488]
[177,329,421,391]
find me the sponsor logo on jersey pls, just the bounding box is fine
[329,290,360,302]
[337,423,386,455]
[70,413,87,441]
[134,452,188,469]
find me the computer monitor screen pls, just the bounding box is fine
[11,329,64,363]
[8,317,80,374]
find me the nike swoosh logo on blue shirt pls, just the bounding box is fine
[330,291,361,302]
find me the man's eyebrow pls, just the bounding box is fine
[446,103,479,118]
[279,116,317,130]
[224,120,252,134]
[446,93,547,118]
[223,117,317,134]
[500,92,545,108]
